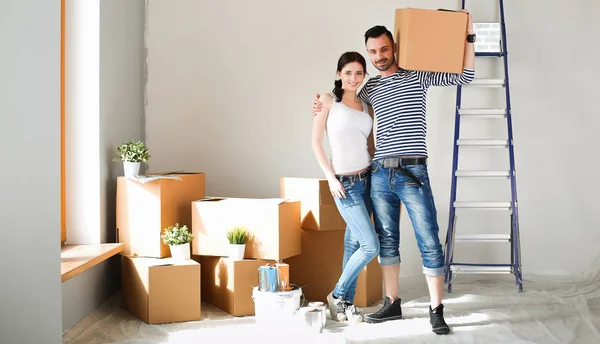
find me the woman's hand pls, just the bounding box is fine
[328,178,346,198]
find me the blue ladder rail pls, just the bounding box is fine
[444,0,523,293]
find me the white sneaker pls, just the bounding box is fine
[344,303,363,323]
[326,292,348,322]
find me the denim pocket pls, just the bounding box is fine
[404,165,427,178]
[338,180,363,208]
[371,161,380,173]
[401,165,428,186]
[342,180,355,190]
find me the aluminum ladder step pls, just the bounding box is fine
[467,78,505,87]
[455,234,511,243]
[457,139,509,147]
[458,108,507,118]
[454,201,512,210]
[455,170,510,178]
[450,264,513,274]
[475,52,505,57]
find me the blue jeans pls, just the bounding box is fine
[370,160,445,276]
[332,175,380,302]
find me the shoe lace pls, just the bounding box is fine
[344,302,360,316]
[336,300,347,314]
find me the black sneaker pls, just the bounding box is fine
[429,304,450,335]
[364,296,403,323]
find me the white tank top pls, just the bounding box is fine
[326,98,373,174]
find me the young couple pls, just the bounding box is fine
[311,12,475,335]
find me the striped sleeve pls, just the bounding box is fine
[417,68,475,88]
[358,83,371,105]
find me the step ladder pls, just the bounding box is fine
[444,0,523,292]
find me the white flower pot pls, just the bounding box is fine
[169,243,191,260]
[123,161,141,177]
[228,244,246,261]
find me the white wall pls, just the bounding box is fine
[99,0,146,244]
[0,0,62,343]
[65,0,101,244]
[145,0,600,278]
[62,0,145,333]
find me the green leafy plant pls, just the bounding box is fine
[113,139,150,163]
[161,223,194,246]
[226,226,248,245]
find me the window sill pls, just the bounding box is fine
[61,243,124,282]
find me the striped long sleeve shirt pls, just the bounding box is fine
[359,68,475,160]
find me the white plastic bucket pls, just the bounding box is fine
[252,286,303,325]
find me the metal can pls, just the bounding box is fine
[275,262,290,291]
[308,301,327,328]
[266,265,280,292]
[258,265,270,291]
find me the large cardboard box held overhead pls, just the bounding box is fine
[285,229,382,307]
[194,256,270,316]
[393,8,468,73]
[116,173,205,258]
[192,198,301,261]
[121,256,201,324]
[280,177,346,231]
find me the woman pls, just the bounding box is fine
[311,51,380,323]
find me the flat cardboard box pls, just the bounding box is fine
[192,197,301,261]
[280,177,346,231]
[394,8,468,73]
[195,255,271,316]
[116,173,205,258]
[121,256,201,324]
[285,229,382,307]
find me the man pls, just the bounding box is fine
[312,10,475,334]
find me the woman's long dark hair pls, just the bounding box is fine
[333,51,367,102]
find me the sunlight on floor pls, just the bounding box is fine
[63,274,600,344]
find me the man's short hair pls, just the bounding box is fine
[364,25,394,45]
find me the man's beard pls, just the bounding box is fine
[374,58,394,71]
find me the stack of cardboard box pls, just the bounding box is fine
[280,178,383,307]
[190,197,302,316]
[116,172,205,324]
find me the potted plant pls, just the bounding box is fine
[113,139,150,177]
[226,226,248,261]
[161,223,193,260]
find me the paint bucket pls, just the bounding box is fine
[252,286,303,325]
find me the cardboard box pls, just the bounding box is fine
[285,229,382,307]
[192,197,301,261]
[280,177,346,231]
[116,173,205,258]
[195,255,271,316]
[121,256,201,324]
[393,8,468,73]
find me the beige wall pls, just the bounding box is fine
[144,0,600,277]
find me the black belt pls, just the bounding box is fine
[337,169,370,183]
[379,156,427,187]
[381,157,427,167]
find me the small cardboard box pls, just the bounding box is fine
[195,255,271,316]
[116,173,205,258]
[280,177,346,231]
[393,8,468,73]
[285,229,382,307]
[192,197,301,261]
[121,256,201,324]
